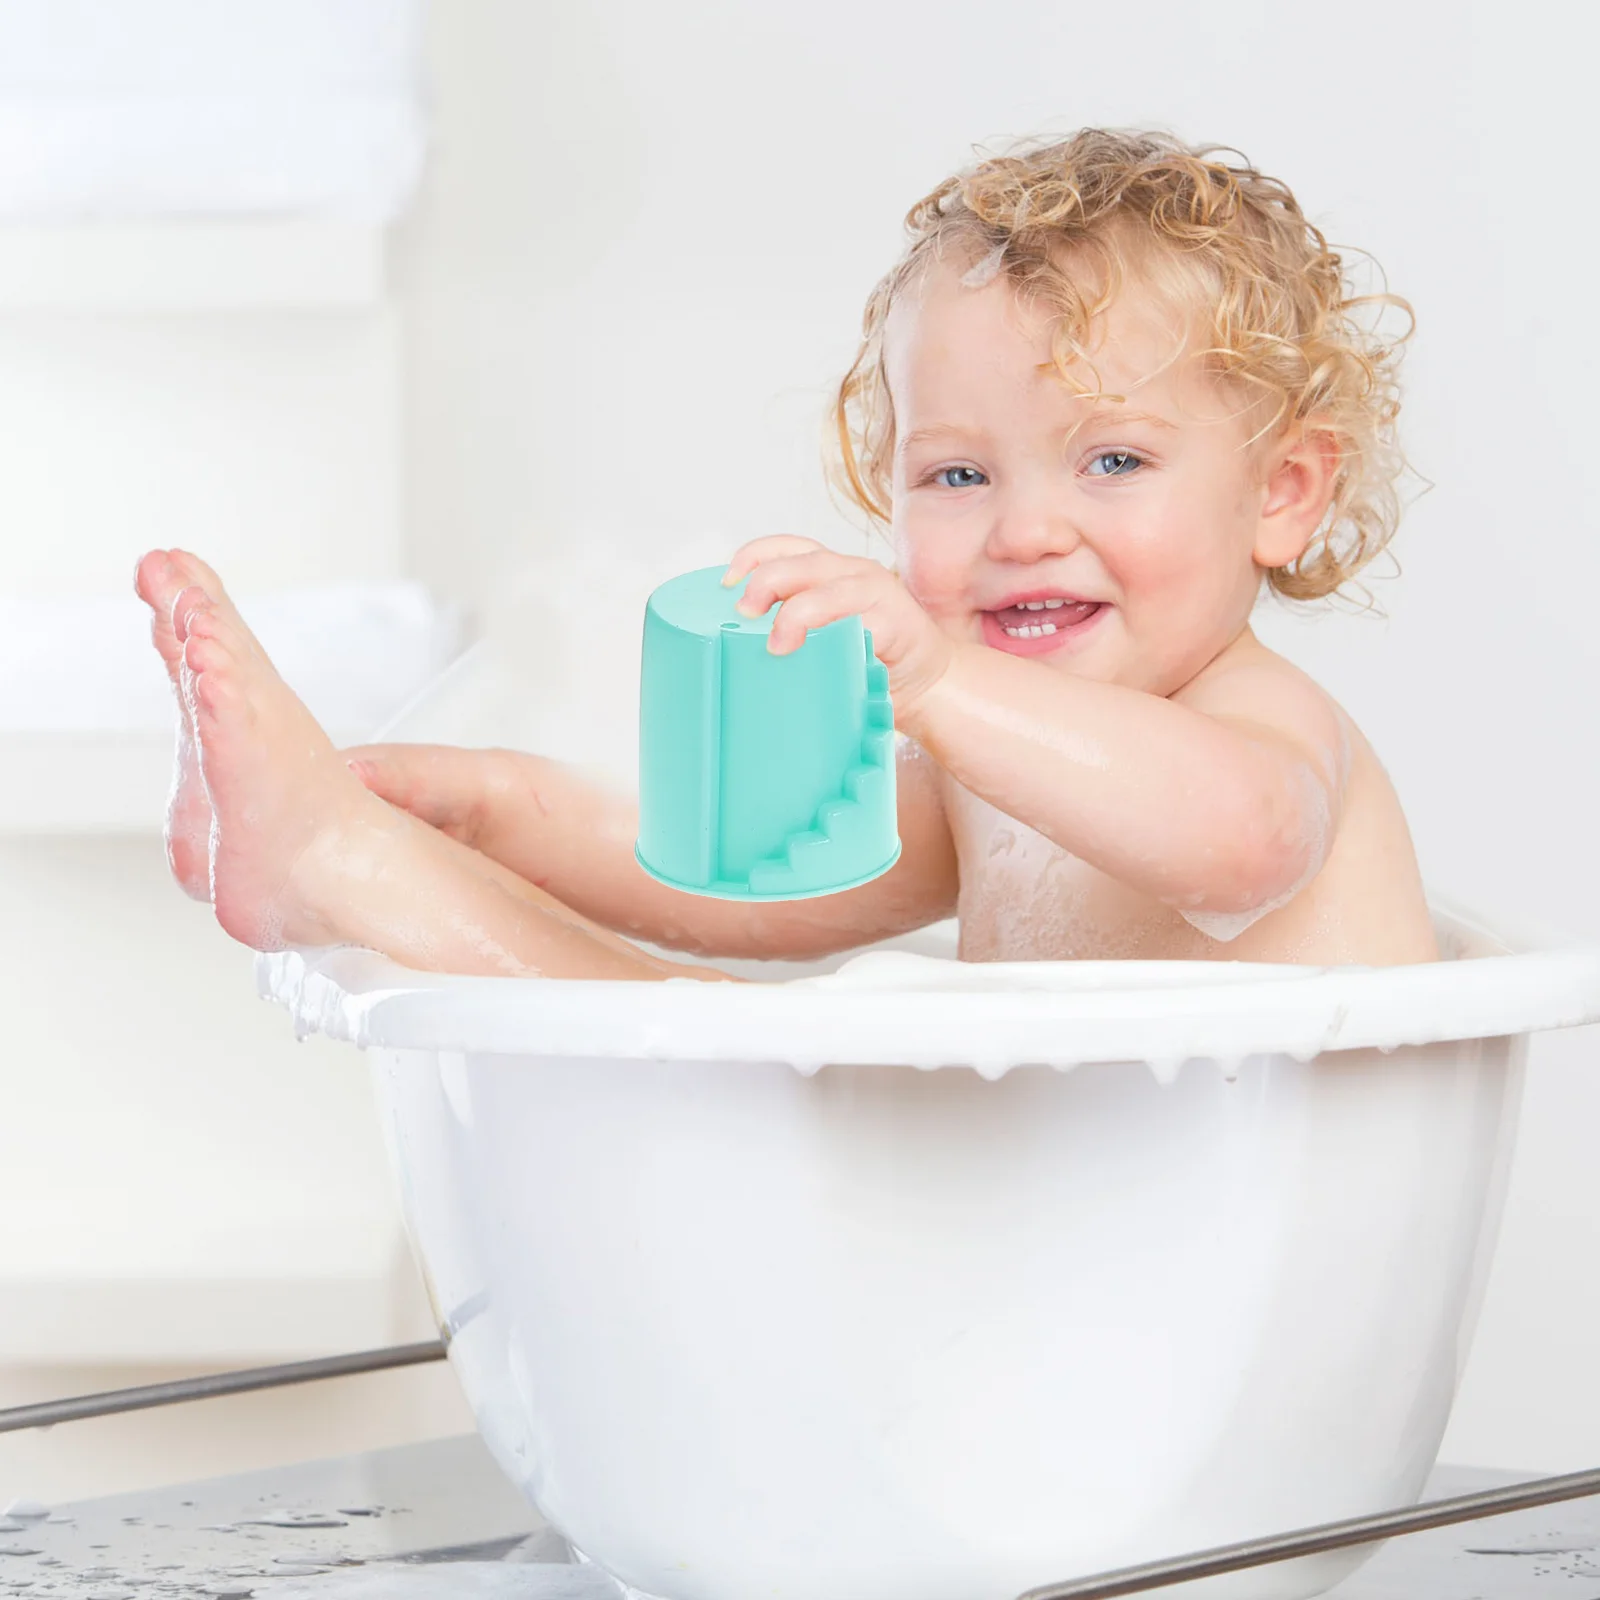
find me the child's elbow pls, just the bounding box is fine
[1177,768,1335,926]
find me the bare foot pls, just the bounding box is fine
[136,551,719,979]
[164,560,394,951]
[134,548,220,900]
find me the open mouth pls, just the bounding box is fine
[991,598,1103,638]
[981,597,1107,653]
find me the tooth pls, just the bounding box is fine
[1025,601,1046,610]
[1044,599,1065,609]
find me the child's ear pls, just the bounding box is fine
[1252,422,1341,570]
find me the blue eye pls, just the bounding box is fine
[935,465,987,489]
[1086,450,1143,478]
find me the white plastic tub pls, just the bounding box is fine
[262,901,1600,1600]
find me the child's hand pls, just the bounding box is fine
[722,536,954,717]
[345,743,509,848]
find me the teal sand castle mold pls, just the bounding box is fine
[635,565,901,900]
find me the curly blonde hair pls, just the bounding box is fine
[831,127,1414,604]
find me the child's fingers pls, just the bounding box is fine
[343,744,424,808]
[721,534,826,587]
[735,549,873,616]
[767,575,882,654]
[342,743,468,831]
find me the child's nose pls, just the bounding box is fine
[984,492,1082,564]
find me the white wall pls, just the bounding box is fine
[0,303,400,594]
[400,0,1600,1473]
[0,203,438,1512]
[0,290,469,1494]
[0,1,458,1505]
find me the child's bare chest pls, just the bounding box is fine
[942,781,1215,963]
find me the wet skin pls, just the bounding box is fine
[134,269,1434,975]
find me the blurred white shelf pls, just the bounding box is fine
[0,1216,431,1365]
[0,731,172,834]
[0,584,465,836]
[0,784,439,1364]
[0,222,386,312]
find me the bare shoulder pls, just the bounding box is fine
[1176,634,1436,965]
[1173,632,1352,788]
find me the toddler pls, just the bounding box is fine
[134,128,1436,978]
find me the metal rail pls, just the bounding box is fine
[4,1339,1597,1599]
[1018,1464,1600,1599]
[0,1339,447,1435]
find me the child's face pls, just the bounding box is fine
[883,264,1284,696]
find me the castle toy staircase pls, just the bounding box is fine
[743,642,899,897]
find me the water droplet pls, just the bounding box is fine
[1,1505,45,1523]
[238,1514,346,1530]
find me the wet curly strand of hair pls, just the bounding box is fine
[830,128,1414,606]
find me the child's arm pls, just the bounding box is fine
[905,642,1346,920]
[728,537,1346,924]
[346,735,960,961]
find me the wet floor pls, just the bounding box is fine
[4,1437,1600,1597]
[0,1433,629,1597]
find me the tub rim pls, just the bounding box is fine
[256,893,1600,1077]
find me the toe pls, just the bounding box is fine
[169,550,229,604]
[134,549,175,606]
[184,605,219,642]
[182,629,233,678]
[187,553,225,593]
[139,553,196,678]
[170,559,264,658]
[193,669,239,717]
[172,584,216,643]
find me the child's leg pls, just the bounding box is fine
[135,551,733,983]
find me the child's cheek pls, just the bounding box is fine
[890,514,950,578]
[894,548,967,633]
[1103,514,1196,604]
[1109,517,1242,654]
